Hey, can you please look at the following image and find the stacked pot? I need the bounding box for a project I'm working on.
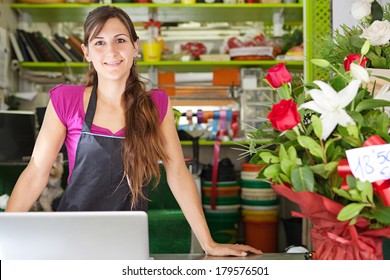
[240,163,279,253]
[201,158,241,244]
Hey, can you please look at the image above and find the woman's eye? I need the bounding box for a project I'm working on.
[94,40,105,46]
[117,38,126,43]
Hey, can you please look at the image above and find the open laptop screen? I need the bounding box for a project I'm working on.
[0,211,149,260]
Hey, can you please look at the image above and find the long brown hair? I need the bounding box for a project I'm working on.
[82,6,169,208]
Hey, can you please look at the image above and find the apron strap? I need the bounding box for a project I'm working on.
[82,81,98,133]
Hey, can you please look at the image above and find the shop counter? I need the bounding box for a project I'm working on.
[151,253,306,260]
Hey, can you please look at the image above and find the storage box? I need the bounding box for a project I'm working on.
[212,68,240,86]
[158,72,176,96]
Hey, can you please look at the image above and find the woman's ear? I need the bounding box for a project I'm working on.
[133,39,139,58]
[81,44,90,62]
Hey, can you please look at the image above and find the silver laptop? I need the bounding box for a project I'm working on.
[0,211,149,260]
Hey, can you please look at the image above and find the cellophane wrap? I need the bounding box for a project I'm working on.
[272,184,390,260]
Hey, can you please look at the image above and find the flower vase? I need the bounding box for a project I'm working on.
[368,68,390,95]
[272,184,390,260]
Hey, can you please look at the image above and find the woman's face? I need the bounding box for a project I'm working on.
[82,17,139,82]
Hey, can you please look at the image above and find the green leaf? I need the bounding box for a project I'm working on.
[297,135,324,159]
[278,144,288,162]
[337,203,367,221]
[355,99,390,112]
[287,145,298,162]
[349,189,363,202]
[279,173,291,184]
[310,161,338,179]
[263,164,282,179]
[346,123,359,139]
[259,152,280,164]
[371,0,384,22]
[311,115,322,139]
[330,75,348,92]
[376,112,390,135]
[356,180,373,204]
[342,136,363,148]
[291,166,315,192]
[333,187,353,201]
[280,158,293,176]
[366,52,388,68]
[372,207,390,225]
[349,34,365,49]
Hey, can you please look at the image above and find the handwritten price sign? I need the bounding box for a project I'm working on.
[346,144,390,183]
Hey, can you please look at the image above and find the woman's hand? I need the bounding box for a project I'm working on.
[204,242,262,257]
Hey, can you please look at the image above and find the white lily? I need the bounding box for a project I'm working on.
[300,80,361,140]
[374,83,390,117]
[350,63,370,84]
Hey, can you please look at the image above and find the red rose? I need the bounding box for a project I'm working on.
[343,54,369,71]
[265,63,292,88]
[267,99,300,131]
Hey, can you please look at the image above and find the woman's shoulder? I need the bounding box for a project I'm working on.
[49,84,86,97]
[49,84,86,124]
[149,89,169,123]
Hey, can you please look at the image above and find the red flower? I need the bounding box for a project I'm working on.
[267,99,300,131]
[265,63,292,88]
[343,54,369,71]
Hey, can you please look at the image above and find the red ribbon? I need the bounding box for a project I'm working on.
[211,140,221,210]
[337,135,390,206]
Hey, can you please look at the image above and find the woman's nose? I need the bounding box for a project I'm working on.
[106,42,119,54]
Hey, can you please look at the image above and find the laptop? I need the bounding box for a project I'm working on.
[0,211,150,260]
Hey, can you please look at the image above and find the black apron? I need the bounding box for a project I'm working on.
[57,83,148,211]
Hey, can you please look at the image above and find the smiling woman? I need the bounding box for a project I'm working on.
[5,5,262,258]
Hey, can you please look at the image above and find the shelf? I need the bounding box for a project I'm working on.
[10,3,303,23]
[18,60,303,72]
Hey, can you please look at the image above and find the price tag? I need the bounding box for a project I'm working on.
[346,144,390,182]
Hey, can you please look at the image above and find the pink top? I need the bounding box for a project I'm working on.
[49,84,168,181]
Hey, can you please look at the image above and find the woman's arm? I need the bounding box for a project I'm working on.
[160,99,262,257]
[6,101,66,212]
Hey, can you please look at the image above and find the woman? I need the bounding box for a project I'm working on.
[6,5,261,257]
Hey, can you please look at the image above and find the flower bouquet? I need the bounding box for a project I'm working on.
[243,40,390,259]
[318,0,390,69]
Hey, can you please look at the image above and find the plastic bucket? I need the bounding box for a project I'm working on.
[205,211,240,244]
[241,187,277,201]
[241,163,265,172]
[203,181,239,187]
[243,217,278,253]
[202,186,240,198]
[241,179,271,189]
[242,209,279,221]
[142,42,162,62]
[202,195,241,206]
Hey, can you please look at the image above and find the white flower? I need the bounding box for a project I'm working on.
[300,80,361,140]
[350,63,370,84]
[360,20,390,46]
[0,194,9,210]
[350,0,372,21]
[375,83,390,117]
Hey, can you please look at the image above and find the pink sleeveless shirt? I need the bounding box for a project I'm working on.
[49,84,168,182]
